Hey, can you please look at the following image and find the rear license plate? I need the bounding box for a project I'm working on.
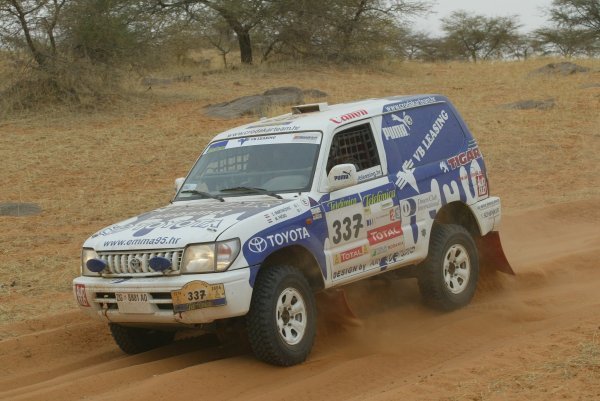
[115,292,154,314]
[171,281,227,313]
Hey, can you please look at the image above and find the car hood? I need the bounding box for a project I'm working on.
[85,199,293,251]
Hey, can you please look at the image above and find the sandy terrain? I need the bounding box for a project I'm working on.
[1,59,599,400]
[1,199,598,401]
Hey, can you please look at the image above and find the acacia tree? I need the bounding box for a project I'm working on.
[156,0,430,64]
[549,0,600,33]
[157,0,272,64]
[0,0,66,69]
[441,11,522,61]
[534,26,598,56]
[260,0,430,62]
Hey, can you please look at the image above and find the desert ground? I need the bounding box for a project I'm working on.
[0,59,599,400]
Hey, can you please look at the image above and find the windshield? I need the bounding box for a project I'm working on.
[176,132,321,200]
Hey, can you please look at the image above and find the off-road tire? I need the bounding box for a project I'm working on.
[418,223,479,311]
[246,265,317,366]
[109,323,175,354]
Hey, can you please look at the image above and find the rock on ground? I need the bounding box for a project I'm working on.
[0,202,42,216]
[529,62,590,76]
[501,98,556,110]
[204,86,328,119]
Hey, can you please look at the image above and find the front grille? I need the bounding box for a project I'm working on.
[97,249,184,277]
[94,292,174,311]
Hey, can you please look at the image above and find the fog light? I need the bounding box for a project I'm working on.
[86,258,107,273]
[149,256,172,272]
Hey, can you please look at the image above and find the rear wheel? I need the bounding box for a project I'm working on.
[418,224,479,311]
[246,265,317,366]
[109,323,175,354]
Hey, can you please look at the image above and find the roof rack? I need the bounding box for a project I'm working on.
[291,103,329,115]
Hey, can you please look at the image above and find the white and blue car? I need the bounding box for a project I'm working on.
[73,95,512,366]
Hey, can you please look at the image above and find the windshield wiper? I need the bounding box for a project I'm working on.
[220,186,283,199]
[180,190,225,202]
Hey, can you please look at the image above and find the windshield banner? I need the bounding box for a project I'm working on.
[205,132,321,154]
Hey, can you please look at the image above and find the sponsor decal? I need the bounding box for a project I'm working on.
[482,207,500,219]
[264,205,293,224]
[476,198,500,211]
[382,111,413,140]
[399,193,440,219]
[103,236,182,247]
[395,109,449,193]
[225,126,302,138]
[293,133,320,142]
[380,246,416,265]
[248,227,311,253]
[333,264,366,280]
[476,172,488,196]
[362,189,396,207]
[446,146,482,170]
[334,172,351,181]
[417,193,440,212]
[92,201,290,239]
[383,96,438,113]
[206,140,228,152]
[357,165,382,182]
[330,109,368,124]
[400,198,417,217]
[311,206,323,220]
[238,135,276,146]
[323,194,360,212]
[389,206,401,221]
[476,198,500,219]
[367,221,403,245]
[75,284,90,307]
[334,245,368,265]
[370,240,404,257]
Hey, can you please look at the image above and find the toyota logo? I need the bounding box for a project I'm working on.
[129,257,142,271]
[248,237,268,253]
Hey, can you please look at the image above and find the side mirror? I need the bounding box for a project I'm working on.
[327,164,358,191]
[174,177,185,194]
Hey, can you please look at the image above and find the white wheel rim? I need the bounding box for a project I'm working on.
[276,287,307,346]
[443,244,471,294]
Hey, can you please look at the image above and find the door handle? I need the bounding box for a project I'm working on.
[381,200,394,209]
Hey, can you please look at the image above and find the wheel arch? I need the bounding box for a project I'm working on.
[433,201,481,239]
[259,245,325,292]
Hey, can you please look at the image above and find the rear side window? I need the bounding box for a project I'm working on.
[326,123,380,174]
[380,103,466,173]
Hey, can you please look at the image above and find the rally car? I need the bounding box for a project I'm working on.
[73,95,512,366]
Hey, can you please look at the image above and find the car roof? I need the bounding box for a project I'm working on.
[213,94,448,141]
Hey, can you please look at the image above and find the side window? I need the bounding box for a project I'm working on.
[326,123,381,174]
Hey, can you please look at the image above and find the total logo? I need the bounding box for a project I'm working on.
[334,245,368,264]
[248,227,311,253]
[367,221,403,245]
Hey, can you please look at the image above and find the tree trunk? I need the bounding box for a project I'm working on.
[236,29,253,64]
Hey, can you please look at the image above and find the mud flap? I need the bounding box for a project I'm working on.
[476,231,515,275]
[316,288,362,326]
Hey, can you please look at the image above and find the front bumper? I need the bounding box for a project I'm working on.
[72,268,252,327]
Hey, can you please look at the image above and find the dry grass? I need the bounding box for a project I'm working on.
[445,324,600,400]
[1,57,599,325]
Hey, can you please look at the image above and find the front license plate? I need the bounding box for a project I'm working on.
[115,292,154,314]
[171,281,227,313]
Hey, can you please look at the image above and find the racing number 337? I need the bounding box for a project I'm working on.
[171,281,227,313]
[332,214,363,244]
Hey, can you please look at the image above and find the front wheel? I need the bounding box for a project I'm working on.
[246,265,317,366]
[109,323,175,354]
[418,224,479,311]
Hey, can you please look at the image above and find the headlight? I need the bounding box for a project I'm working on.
[181,239,240,273]
[81,248,100,276]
